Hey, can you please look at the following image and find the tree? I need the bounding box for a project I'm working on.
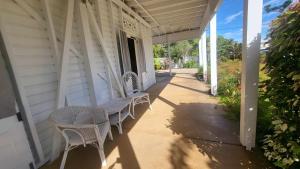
[153,44,166,58]
[170,40,192,65]
[265,0,292,13]
[217,36,242,61]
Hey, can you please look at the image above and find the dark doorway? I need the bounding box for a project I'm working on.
[127,38,138,75]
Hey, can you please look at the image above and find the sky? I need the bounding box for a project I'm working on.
[215,0,286,42]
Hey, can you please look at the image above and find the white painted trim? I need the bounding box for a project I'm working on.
[153,29,200,44]
[240,0,263,150]
[198,39,203,67]
[199,0,223,35]
[210,14,217,96]
[106,0,119,98]
[112,0,151,28]
[86,3,125,98]
[95,0,104,35]
[0,16,45,164]
[201,32,208,82]
[14,0,86,68]
[57,0,74,108]
[78,2,99,106]
[41,0,60,67]
[41,0,61,103]
[131,0,160,26]
[14,0,45,24]
[50,0,75,162]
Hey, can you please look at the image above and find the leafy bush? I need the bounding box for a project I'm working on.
[183,60,198,68]
[154,58,161,70]
[217,60,241,120]
[197,66,203,75]
[261,4,300,169]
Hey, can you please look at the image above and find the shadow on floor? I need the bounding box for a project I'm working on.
[41,75,173,169]
[42,72,272,169]
[157,93,272,168]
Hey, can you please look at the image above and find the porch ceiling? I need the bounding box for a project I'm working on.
[123,0,222,43]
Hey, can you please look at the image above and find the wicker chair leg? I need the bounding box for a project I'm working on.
[147,96,152,110]
[97,146,107,167]
[132,102,136,116]
[117,122,123,134]
[60,147,69,169]
[108,128,113,140]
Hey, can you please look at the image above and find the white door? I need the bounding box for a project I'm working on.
[0,46,35,169]
[0,116,34,169]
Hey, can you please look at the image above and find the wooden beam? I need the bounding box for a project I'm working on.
[146,0,202,11]
[153,29,200,44]
[14,0,86,65]
[112,0,151,27]
[199,0,223,34]
[106,0,119,98]
[78,2,98,106]
[57,0,74,108]
[148,2,206,13]
[131,0,160,26]
[14,0,45,23]
[148,5,206,17]
[86,3,125,98]
[157,15,202,23]
[198,38,202,67]
[201,32,208,82]
[160,18,202,27]
[154,10,203,20]
[50,0,74,162]
[95,0,104,34]
[210,14,217,96]
[41,0,60,88]
[240,0,263,150]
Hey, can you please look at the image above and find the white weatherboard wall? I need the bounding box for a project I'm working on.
[140,24,156,89]
[0,0,156,165]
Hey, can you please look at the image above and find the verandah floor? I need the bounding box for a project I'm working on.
[41,69,271,169]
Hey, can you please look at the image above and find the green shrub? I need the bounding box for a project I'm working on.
[197,66,203,75]
[183,60,198,68]
[154,58,161,70]
[261,4,300,169]
[218,68,241,120]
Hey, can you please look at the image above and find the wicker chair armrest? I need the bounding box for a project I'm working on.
[61,128,86,146]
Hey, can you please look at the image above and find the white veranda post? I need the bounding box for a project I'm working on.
[201,31,207,82]
[240,0,263,150]
[167,37,172,76]
[198,39,203,67]
[210,14,217,96]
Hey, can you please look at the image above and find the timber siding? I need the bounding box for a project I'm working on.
[0,0,155,165]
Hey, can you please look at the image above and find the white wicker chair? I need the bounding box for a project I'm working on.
[50,106,113,169]
[122,71,152,116]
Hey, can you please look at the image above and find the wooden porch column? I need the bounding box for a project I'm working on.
[210,14,217,95]
[167,36,172,76]
[78,2,98,106]
[240,0,263,150]
[198,39,203,67]
[201,31,207,82]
